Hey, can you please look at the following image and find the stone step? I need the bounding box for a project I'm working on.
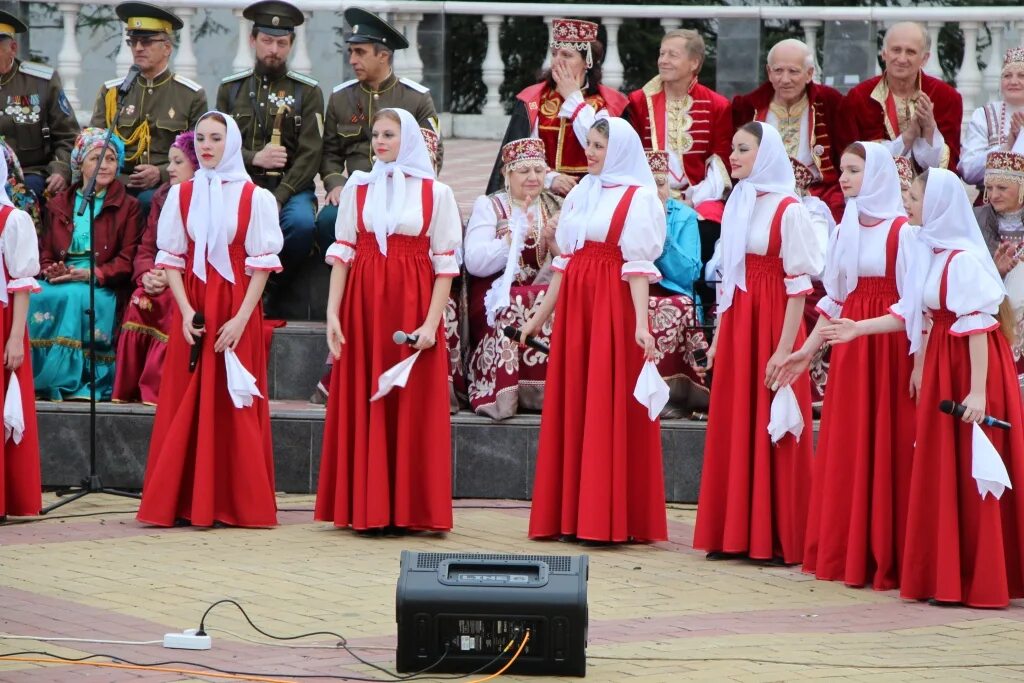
[266,320,329,401]
[36,400,707,503]
[263,252,331,322]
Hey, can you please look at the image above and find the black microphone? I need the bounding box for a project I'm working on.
[189,312,205,372]
[393,330,419,346]
[938,400,1011,430]
[502,326,549,355]
[118,64,142,98]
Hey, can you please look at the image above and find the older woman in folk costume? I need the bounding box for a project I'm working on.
[647,149,710,414]
[780,142,917,589]
[486,18,627,197]
[0,150,41,521]
[959,48,1024,192]
[315,108,462,534]
[825,168,1024,608]
[521,117,668,544]
[31,129,142,401]
[976,148,1024,379]
[693,122,825,564]
[465,138,562,419]
[113,131,197,404]
[137,111,283,528]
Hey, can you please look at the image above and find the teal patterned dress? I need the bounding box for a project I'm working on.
[29,191,118,400]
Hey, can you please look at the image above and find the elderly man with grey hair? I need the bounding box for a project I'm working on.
[732,37,852,221]
[844,21,962,172]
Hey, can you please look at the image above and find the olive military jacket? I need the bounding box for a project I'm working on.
[90,69,207,185]
[320,72,440,191]
[0,59,80,181]
[216,68,324,206]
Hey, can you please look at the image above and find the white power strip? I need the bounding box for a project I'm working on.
[163,628,212,650]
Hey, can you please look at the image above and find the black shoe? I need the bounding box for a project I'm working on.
[928,598,963,608]
[173,518,192,527]
[578,539,615,548]
[356,527,385,537]
[383,525,409,537]
[705,551,746,561]
[557,534,577,544]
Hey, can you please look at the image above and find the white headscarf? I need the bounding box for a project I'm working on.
[347,108,435,256]
[189,111,251,283]
[557,117,655,255]
[826,141,906,301]
[902,168,1006,353]
[718,123,798,313]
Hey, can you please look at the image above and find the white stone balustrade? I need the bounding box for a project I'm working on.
[42,1,1024,129]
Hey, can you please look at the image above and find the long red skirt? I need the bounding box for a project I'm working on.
[112,287,173,405]
[136,255,277,528]
[528,243,667,542]
[0,301,40,517]
[900,313,1024,607]
[693,256,813,563]
[315,234,453,531]
[803,279,915,589]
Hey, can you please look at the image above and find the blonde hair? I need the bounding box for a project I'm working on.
[662,29,705,67]
[372,109,402,127]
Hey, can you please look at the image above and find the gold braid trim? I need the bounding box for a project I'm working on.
[105,87,150,163]
[121,321,169,344]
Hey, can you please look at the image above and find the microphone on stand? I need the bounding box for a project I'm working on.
[189,312,205,373]
[393,330,419,346]
[117,64,142,99]
[502,326,549,355]
[938,400,1011,430]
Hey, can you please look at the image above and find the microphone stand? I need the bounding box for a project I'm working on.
[43,77,141,513]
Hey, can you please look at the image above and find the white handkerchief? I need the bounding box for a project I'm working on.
[371,350,423,402]
[633,360,669,421]
[767,385,804,444]
[4,373,23,444]
[972,423,1012,500]
[224,348,263,409]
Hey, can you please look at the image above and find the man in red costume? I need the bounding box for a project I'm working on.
[732,38,852,221]
[845,21,962,172]
[485,18,627,196]
[621,30,732,210]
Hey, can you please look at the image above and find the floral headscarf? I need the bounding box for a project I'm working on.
[0,140,40,232]
[71,127,125,185]
[171,130,199,171]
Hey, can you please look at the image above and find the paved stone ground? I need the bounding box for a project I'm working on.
[2,494,1024,682]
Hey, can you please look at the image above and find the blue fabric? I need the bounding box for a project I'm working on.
[656,198,703,300]
[315,202,339,256]
[279,189,317,271]
[29,191,117,400]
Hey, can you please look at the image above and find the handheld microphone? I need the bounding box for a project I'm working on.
[938,400,1011,430]
[188,312,205,373]
[502,326,550,355]
[118,64,142,98]
[393,330,419,346]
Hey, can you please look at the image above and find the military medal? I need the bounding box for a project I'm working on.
[813,144,825,157]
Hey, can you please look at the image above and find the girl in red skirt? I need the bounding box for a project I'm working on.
[521,117,668,544]
[315,108,462,534]
[137,111,283,528]
[693,122,824,564]
[0,149,41,521]
[780,142,916,589]
[825,167,1024,608]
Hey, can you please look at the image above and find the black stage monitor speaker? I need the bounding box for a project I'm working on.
[396,551,588,677]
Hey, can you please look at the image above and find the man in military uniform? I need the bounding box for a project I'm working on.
[0,11,80,202]
[90,2,207,215]
[218,0,323,273]
[315,7,441,253]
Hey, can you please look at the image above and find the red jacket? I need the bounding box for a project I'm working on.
[624,77,732,188]
[40,179,143,288]
[843,72,962,171]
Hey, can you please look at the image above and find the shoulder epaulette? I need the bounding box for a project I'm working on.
[287,70,318,88]
[333,79,358,94]
[399,77,429,94]
[173,74,203,92]
[104,76,125,90]
[19,61,54,81]
[221,68,253,84]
